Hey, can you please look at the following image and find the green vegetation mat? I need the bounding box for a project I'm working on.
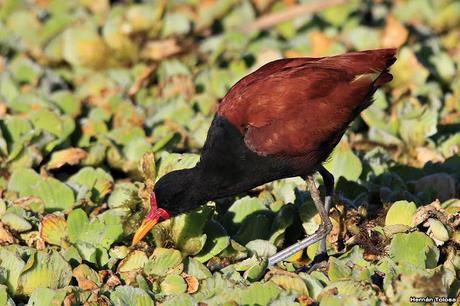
[0,0,459,305]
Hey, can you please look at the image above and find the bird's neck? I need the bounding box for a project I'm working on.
[153,166,220,216]
[178,164,241,204]
[155,160,254,216]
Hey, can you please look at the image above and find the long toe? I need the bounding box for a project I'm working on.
[307,259,329,273]
[307,253,330,273]
[295,252,330,273]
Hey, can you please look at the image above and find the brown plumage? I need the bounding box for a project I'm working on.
[133,49,397,265]
[218,49,396,156]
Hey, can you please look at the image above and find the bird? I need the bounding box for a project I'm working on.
[132,48,397,266]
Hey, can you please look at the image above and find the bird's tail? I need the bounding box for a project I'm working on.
[327,48,396,74]
[319,48,397,87]
[342,49,397,115]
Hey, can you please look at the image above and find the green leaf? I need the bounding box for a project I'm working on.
[40,214,67,246]
[430,52,456,82]
[50,90,81,117]
[118,250,148,273]
[144,248,183,277]
[162,12,191,37]
[345,26,380,50]
[320,279,379,305]
[233,213,273,245]
[320,295,369,306]
[169,206,213,255]
[320,0,358,26]
[123,138,152,162]
[268,273,309,295]
[223,196,267,234]
[245,239,277,258]
[27,287,67,306]
[102,8,138,62]
[385,200,417,226]
[1,213,32,232]
[156,152,200,179]
[72,263,101,287]
[8,168,74,212]
[238,281,281,305]
[29,108,64,138]
[63,25,110,69]
[323,136,362,181]
[432,2,460,31]
[243,257,268,282]
[60,246,82,267]
[0,248,25,295]
[398,102,437,147]
[5,10,41,47]
[74,243,98,265]
[0,73,19,103]
[194,0,234,30]
[108,182,138,209]
[427,218,449,244]
[67,209,88,244]
[194,219,230,262]
[299,272,324,300]
[338,246,369,268]
[17,250,72,296]
[126,4,159,32]
[2,116,34,160]
[269,203,296,247]
[110,286,154,306]
[9,57,42,84]
[389,232,440,269]
[328,257,352,281]
[183,257,212,280]
[0,285,15,306]
[67,209,123,254]
[390,47,429,90]
[67,167,113,203]
[163,293,196,306]
[193,273,240,303]
[160,274,187,294]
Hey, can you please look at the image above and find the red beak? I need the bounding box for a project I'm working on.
[131,192,170,245]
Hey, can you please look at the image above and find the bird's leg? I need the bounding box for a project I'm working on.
[316,165,334,259]
[268,175,333,266]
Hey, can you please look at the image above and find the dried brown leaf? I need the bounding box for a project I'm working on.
[128,64,158,97]
[182,272,199,293]
[309,31,333,57]
[47,148,88,170]
[141,39,182,61]
[412,200,448,227]
[0,103,6,118]
[414,147,445,167]
[73,265,100,291]
[381,15,408,48]
[105,273,121,288]
[0,223,14,244]
[78,279,99,291]
[64,293,76,306]
[297,295,315,306]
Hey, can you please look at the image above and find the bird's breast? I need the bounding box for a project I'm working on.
[197,116,319,199]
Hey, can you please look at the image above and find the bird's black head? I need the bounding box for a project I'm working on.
[132,167,205,245]
[153,168,206,217]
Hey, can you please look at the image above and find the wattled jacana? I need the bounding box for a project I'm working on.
[132,48,397,265]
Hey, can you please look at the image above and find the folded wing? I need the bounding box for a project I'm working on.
[217,49,396,156]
